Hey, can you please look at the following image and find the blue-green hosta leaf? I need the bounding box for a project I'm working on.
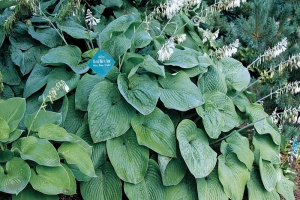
[9,22,34,50]
[246,103,281,145]
[182,54,213,77]
[0,52,21,85]
[141,55,165,77]
[196,102,223,139]
[0,158,31,195]
[28,26,63,48]
[166,173,198,200]
[158,151,187,186]
[177,119,217,178]
[63,94,85,134]
[38,124,74,142]
[253,132,281,164]
[30,165,74,195]
[0,26,4,47]
[102,33,131,61]
[75,74,102,111]
[124,159,166,200]
[0,97,25,132]
[2,85,14,99]
[57,19,98,40]
[10,45,42,75]
[68,132,92,156]
[198,65,227,94]
[24,110,62,132]
[12,136,60,166]
[164,48,200,68]
[23,64,53,98]
[220,58,250,91]
[218,153,250,200]
[38,68,80,102]
[1,129,23,143]
[118,73,160,115]
[227,91,250,112]
[107,129,149,184]
[125,22,152,49]
[159,72,204,111]
[80,162,122,200]
[196,168,228,200]
[88,81,135,142]
[102,0,123,7]
[12,185,59,200]
[247,168,280,200]
[220,131,254,170]
[0,117,10,142]
[0,150,14,163]
[259,158,278,192]
[122,53,144,75]
[131,107,176,157]
[100,15,135,41]
[91,142,107,169]
[58,142,96,178]
[276,170,295,200]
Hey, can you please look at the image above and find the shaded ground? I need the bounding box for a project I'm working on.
[294,164,300,199]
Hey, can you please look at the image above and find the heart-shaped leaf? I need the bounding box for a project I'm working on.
[196,168,228,200]
[0,97,26,132]
[12,184,59,200]
[102,33,131,61]
[253,134,280,164]
[38,124,74,142]
[259,158,278,192]
[124,159,166,200]
[30,165,74,195]
[80,162,122,200]
[28,26,63,48]
[12,136,60,166]
[0,157,31,195]
[131,107,176,157]
[88,81,135,142]
[177,119,217,178]
[58,142,96,178]
[218,153,250,200]
[2,129,23,143]
[164,48,201,68]
[159,72,204,111]
[276,169,295,200]
[107,128,149,184]
[118,73,160,115]
[141,55,165,77]
[0,52,21,85]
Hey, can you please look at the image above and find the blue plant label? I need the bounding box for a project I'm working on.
[88,49,115,78]
[292,139,299,156]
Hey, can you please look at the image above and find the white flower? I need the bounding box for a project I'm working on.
[216,39,239,58]
[225,0,246,10]
[85,9,100,29]
[189,0,202,6]
[297,117,300,124]
[264,37,287,60]
[176,34,186,43]
[157,38,175,62]
[202,29,219,43]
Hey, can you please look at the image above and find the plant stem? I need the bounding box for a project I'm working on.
[27,103,44,136]
[0,142,4,151]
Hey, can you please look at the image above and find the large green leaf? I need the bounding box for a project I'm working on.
[159,72,204,111]
[177,119,217,178]
[164,48,201,68]
[91,142,107,169]
[158,150,187,186]
[28,26,63,48]
[0,52,21,85]
[102,0,123,7]
[0,97,25,132]
[118,73,160,115]
[100,15,135,41]
[38,68,80,102]
[166,173,198,200]
[131,107,176,157]
[107,128,149,184]
[75,74,102,111]
[58,142,96,177]
[0,158,31,195]
[68,132,93,156]
[23,64,53,98]
[227,91,250,112]
[2,129,23,143]
[0,1,18,11]
[80,162,122,200]
[12,136,60,166]
[30,165,74,195]
[0,117,10,142]
[218,153,250,200]
[259,158,278,192]
[253,134,280,164]
[0,26,4,47]
[141,55,165,77]
[88,81,135,142]
[12,185,58,200]
[9,22,34,50]
[247,168,280,200]
[38,124,74,142]
[124,159,166,200]
[246,103,281,145]
[220,58,250,91]
[41,45,88,74]
[196,168,228,200]
[220,131,254,170]
[276,170,295,200]
[24,110,62,132]
[198,65,227,94]
[57,19,98,40]
[102,33,131,61]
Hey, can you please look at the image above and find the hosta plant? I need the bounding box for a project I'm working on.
[0,0,296,199]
